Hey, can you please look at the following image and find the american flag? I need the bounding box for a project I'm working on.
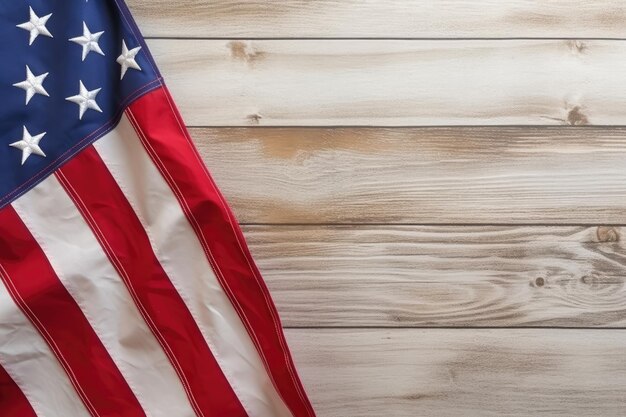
[0,1,315,416]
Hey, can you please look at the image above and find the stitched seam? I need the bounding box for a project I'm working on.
[128,106,298,416]
[0,338,49,417]
[55,170,205,417]
[134,96,293,402]
[161,89,314,417]
[14,182,149,416]
[124,110,253,417]
[0,263,100,417]
[0,78,163,209]
[161,89,308,403]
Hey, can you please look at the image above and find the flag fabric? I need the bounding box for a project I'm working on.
[0,1,315,416]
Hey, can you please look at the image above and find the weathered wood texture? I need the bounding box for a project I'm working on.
[286,328,626,417]
[149,39,626,126]
[245,225,626,328]
[130,0,626,39]
[192,127,626,224]
[131,3,626,415]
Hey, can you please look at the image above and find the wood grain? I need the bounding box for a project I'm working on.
[191,127,626,224]
[129,0,626,39]
[286,328,626,417]
[149,39,626,126]
[129,4,626,415]
[245,225,626,328]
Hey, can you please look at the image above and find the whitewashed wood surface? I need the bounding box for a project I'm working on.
[129,0,626,38]
[148,39,626,126]
[192,127,626,224]
[286,329,626,417]
[131,2,626,416]
[245,225,626,328]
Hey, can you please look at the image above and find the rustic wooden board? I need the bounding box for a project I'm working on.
[191,127,626,224]
[246,225,626,328]
[286,328,626,417]
[130,0,626,39]
[148,39,626,126]
[130,4,626,415]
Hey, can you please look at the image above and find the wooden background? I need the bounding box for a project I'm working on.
[128,2,626,416]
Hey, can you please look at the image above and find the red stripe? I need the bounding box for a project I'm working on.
[127,86,315,417]
[0,364,37,417]
[0,206,146,417]
[56,147,247,417]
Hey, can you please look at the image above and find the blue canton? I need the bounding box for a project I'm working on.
[0,0,161,208]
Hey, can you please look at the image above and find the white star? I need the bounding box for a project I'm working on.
[13,65,49,105]
[10,127,47,165]
[116,41,142,79]
[69,22,105,61]
[17,7,53,46]
[66,81,103,120]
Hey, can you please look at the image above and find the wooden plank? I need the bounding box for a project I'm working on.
[245,225,626,328]
[149,39,626,126]
[286,328,626,416]
[130,0,626,39]
[191,127,626,224]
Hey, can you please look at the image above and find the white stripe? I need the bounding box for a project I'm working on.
[94,114,292,417]
[12,176,196,417]
[0,261,91,417]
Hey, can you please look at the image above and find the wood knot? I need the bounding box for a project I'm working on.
[566,40,587,54]
[581,275,593,285]
[227,41,264,64]
[534,277,545,287]
[403,393,427,401]
[597,226,620,242]
[246,113,263,125]
[567,106,589,126]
